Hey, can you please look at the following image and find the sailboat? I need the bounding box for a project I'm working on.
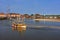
[12,15,27,31]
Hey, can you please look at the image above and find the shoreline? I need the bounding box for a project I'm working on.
[34,19,60,22]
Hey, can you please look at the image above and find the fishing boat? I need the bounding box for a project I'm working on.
[11,15,27,31]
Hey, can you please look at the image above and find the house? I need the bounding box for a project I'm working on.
[35,14,44,19]
[6,13,21,18]
[24,14,30,18]
[0,13,6,18]
[45,15,60,19]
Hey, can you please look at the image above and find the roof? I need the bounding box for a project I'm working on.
[0,13,5,15]
[6,13,20,15]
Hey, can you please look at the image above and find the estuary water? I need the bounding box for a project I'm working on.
[0,20,60,40]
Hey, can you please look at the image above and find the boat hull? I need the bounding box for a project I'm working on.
[12,23,27,31]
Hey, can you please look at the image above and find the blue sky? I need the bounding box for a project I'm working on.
[0,0,60,15]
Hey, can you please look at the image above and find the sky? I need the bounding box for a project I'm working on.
[0,0,60,15]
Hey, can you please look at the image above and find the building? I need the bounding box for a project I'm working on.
[24,14,30,18]
[45,15,60,19]
[34,14,44,19]
[6,13,21,18]
[0,13,6,18]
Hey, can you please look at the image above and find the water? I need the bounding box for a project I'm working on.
[0,20,60,40]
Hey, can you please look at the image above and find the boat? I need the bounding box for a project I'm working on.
[12,22,26,30]
[11,15,27,31]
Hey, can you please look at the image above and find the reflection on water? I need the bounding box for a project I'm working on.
[0,20,60,40]
[35,20,40,22]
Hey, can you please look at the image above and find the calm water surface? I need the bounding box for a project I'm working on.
[0,20,60,40]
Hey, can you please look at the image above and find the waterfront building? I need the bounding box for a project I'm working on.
[6,13,21,18]
[45,15,60,19]
[35,14,41,19]
[24,14,30,18]
[0,13,6,18]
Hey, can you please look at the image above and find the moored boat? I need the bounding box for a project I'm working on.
[11,15,27,31]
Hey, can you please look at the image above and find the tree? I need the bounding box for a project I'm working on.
[31,14,34,16]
